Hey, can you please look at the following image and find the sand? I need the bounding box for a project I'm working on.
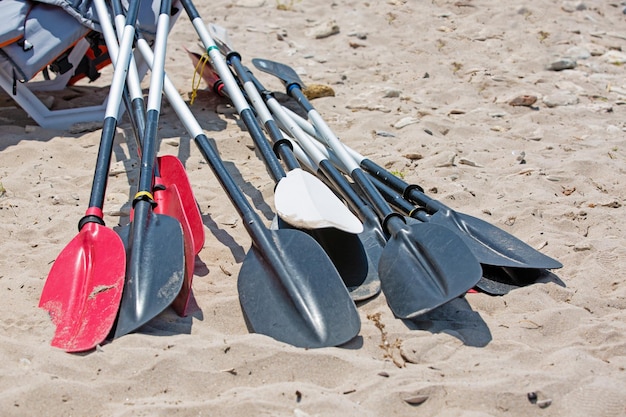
[1,0,626,415]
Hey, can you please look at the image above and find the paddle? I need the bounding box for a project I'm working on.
[193,30,378,301]
[252,59,482,318]
[37,0,143,352]
[134,15,361,347]
[282,106,563,270]
[113,0,185,338]
[365,171,544,295]
[105,0,202,316]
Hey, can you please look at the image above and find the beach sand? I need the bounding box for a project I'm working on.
[1,0,626,415]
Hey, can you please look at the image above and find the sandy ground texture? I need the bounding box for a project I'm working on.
[1,0,626,415]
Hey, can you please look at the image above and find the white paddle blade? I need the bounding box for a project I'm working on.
[275,169,363,234]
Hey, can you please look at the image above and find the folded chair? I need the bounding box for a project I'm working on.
[0,0,181,130]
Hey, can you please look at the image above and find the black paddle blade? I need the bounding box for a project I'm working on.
[114,202,185,338]
[251,58,304,88]
[474,264,542,295]
[379,222,482,319]
[429,209,562,269]
[237,228,360,348]
[273,216,380,301]
[304,227,380,302]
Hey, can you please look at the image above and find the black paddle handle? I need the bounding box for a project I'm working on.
[180,0,199,19]
[368,174,429,220]
[86,116,117,212]
[359,158,445,213]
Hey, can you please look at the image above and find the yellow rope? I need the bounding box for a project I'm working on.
[190,52,211,105]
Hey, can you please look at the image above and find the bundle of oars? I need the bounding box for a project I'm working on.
[38,0,562,353]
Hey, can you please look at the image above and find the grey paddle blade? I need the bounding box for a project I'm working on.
[272,216,380,301]
[428,209,562,269]
[114,203,185,338]
[474,265,542,295]
[379,221,482,319]
[252,58,305,88]
[349,206,387,301]
[307,227,380,301]
[237,228,360,348]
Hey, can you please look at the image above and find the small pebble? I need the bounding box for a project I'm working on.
[163,139,179,147]
[566,46,591,60]
[404,153,423,161]
[306,20,340,39]
[537,399,552,409]
[216,104,237,115]
[547,58,577,71]
[393,116,420,129]
[303,84,335,99]
[509,95,537,107]
[346,102,390,112]
[543,92,579,108]
[383,88,402,98]
[561,1,586,12]
[458,157,482,167]
[234,0,265,7]
[375,130,396,137]
[602,50,626,64]
[402,394,429,406]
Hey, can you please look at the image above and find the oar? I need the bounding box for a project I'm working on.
[37,0,143,352]
[365,171,543,295]
[113,0,186,338]
[105,0,201,316]
[134,13,361,347]
[193,29,378,301]
[254,58,483,318]
[281,106,563,270]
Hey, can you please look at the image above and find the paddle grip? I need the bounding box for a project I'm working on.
[87,117,117,210]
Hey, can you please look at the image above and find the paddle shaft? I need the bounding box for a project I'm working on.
[80,0,141,226]
[108,0,148,154]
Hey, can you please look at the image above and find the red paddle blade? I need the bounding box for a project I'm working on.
[39,223,125,352]
[153,180,196,316]
[158,155,205,255]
